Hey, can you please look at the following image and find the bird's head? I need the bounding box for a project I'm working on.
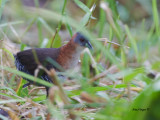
[73,32,93,50]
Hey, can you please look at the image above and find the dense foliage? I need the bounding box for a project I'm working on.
[0,0,160,120]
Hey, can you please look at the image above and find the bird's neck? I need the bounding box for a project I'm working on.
[57,41,83,70]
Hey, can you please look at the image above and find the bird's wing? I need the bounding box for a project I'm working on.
[16,48,60,75]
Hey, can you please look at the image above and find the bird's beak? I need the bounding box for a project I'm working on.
[86,41,93,50]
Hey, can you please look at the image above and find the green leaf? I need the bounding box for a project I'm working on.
[0,92,18,99]
[2,48,14,60]
[68,84,136,97]
[40,38,49,48]
[0,65,53,87]
[37,17,54,34]
[74,0,96,28]
[74,0,90,13]
[20,43,26,51]
[65,15,73,37]
[81,53,90,78]
[124,68,145,83]
[0,99,25,104]
[125,25,139,62]
[152,61,160,71]
[52,34,62,48]
[0,21,24,27]
[37,17,43,46]
[16,79,29,97]
[32,95,46,102]
[152,0,160,36]
[124,80,160,120]
[0,87,17,94]
[80,13,91,27]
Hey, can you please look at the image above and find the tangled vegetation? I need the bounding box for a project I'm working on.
[0,0,160,120]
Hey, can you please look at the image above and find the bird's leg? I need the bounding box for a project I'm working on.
[23,82,30,88]
[46,87,49,97]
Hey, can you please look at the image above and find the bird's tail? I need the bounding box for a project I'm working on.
[13,54,18,70]
[13,54,16,59]
[13,54,24,71]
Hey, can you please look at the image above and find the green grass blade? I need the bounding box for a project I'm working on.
[0,65,53,87]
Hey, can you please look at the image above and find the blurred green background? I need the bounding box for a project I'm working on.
[0,0,160,120]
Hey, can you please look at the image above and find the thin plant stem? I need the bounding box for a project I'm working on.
[51,0,67,48]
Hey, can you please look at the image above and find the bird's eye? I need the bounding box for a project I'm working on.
[80,39,85,42]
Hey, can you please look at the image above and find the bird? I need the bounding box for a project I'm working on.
[14,32,93,96]
[0,108,9,119]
